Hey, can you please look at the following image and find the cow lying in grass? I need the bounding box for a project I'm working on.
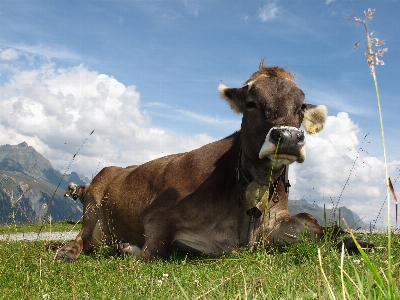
[56,61,374,262]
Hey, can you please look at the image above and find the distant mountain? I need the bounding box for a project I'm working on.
[288,199,369,230]
[0,142,87,224]
[0,142,87,189]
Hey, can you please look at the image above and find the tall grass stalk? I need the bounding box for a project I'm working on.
[343,220,391,298]
[37,129,94,236]
[260,135,282,247]
[346,8,393,292]
[340,243,346,300]
[173,274,190,300]
[341,267,367,300]
[318,248,336,300]
[366,25,393,282]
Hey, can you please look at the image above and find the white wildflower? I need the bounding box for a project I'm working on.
[364,8,375,20]
[348,9,387,70]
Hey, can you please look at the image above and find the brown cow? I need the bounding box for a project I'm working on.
[56,61,373,262]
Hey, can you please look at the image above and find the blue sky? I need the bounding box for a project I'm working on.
[1,0,399,227]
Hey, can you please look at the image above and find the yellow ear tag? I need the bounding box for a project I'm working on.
[308,125,316,134]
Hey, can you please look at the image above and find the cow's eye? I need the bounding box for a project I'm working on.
[246,101,257,109]
[301,104,307,111]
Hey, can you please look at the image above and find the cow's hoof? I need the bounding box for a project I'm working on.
[55,248,77,263]
[338,236,375,254]
[114,243,142,257]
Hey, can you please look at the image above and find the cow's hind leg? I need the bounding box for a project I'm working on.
[114,243,142,257]
[140,220,174,260]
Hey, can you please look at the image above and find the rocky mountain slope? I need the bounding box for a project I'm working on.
[0,142,86,223]
[0,142,89,187]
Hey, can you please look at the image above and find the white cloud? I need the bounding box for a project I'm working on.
[4,44,82,62]
[326,0,335,4]
[290,112,399,227]
[0,63,215,178]
[258,2,279,22]
[0,48,19,60]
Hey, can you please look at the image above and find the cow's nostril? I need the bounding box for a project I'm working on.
[270,129,282,143]
[269,127,305,147]
[297,132,305,143]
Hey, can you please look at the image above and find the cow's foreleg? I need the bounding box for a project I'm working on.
[269,212,323,246]
[55,202,101,262]
[268,212,374,253]
[55,230,84,262]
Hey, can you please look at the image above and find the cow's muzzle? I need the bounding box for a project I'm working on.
[259,126,306,165]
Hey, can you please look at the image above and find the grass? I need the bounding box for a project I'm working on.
[0,224,399,299]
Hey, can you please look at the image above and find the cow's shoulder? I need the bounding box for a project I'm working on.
[117,132,240,203]
[132,131,239,180]
[176,131,240,170]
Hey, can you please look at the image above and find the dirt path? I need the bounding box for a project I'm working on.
[1,229,398,242]
[0,231,79,241]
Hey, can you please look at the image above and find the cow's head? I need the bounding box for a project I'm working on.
[219,61,327,184]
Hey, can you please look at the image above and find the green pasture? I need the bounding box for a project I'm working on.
[0,223,398,299]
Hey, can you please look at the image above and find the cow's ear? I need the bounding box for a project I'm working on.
[218,84,247,114]
[302,104,327,134]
